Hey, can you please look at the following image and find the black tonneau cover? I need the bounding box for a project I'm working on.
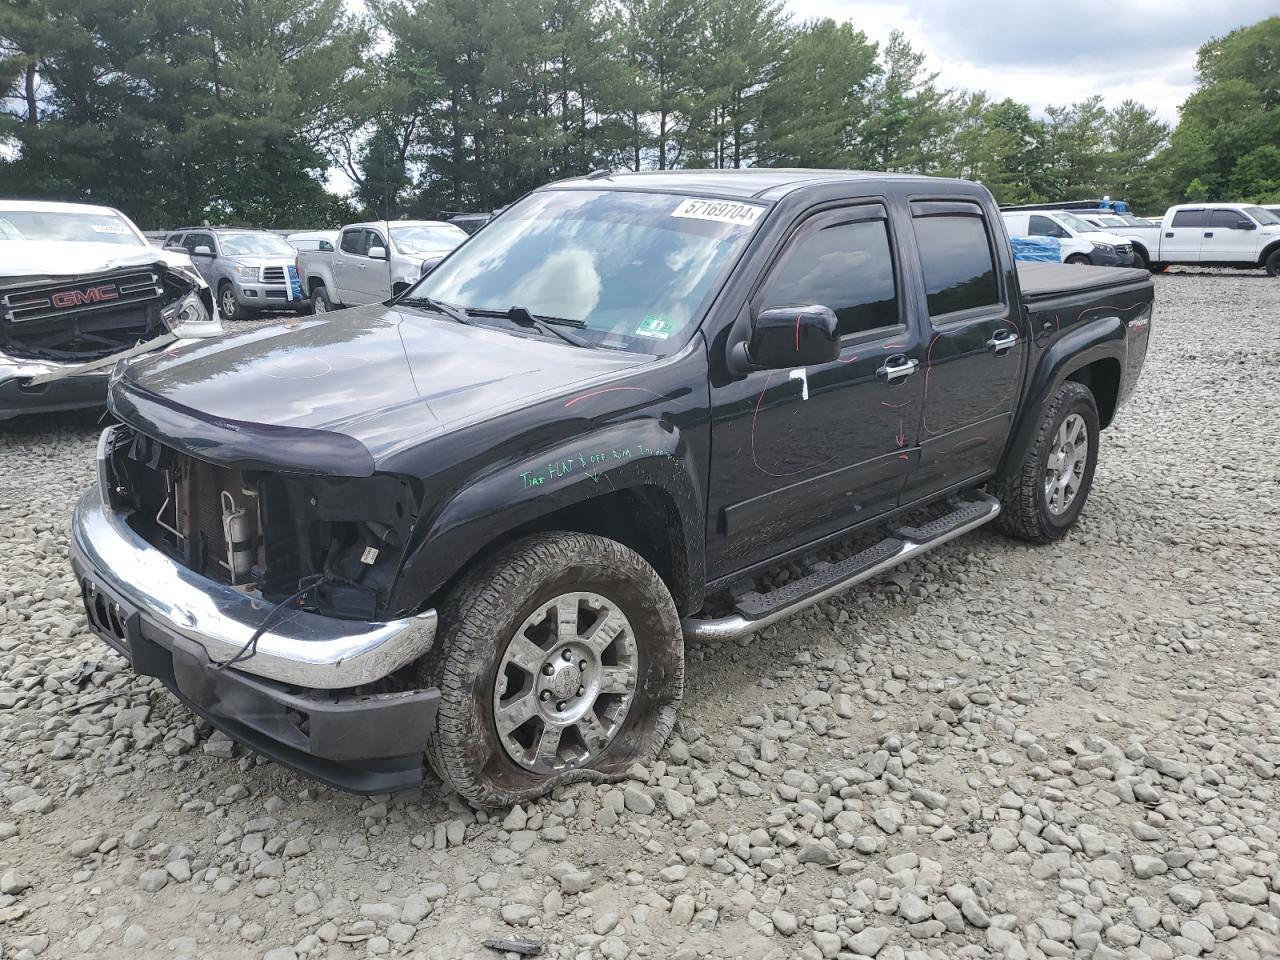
[1017,262,1152,303]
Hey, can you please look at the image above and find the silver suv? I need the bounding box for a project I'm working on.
[163,228,307,321]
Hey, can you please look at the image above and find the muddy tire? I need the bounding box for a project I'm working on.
[992,381,1100,543]
[420,532,684,808]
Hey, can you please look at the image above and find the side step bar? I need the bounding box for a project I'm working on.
[682,491,1001,642]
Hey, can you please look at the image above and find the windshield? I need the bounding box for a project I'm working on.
[408,189,764,354]
[392,223,469,255]
[0,209,144,246]
[220,232,294,257]
[1057,212,1095,233]
[1245,206,1280,225]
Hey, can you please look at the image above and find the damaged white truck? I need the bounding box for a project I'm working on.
[0,200,224,420]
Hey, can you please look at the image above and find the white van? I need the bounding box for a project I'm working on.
[1001,211,1136,267]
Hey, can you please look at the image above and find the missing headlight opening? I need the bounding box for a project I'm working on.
[106,425,419,621]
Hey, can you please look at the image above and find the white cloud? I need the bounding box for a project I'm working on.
[783,0,1274,121]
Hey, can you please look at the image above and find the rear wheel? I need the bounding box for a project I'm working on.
[421,532,684,808]
[992,381,1100,543]
[1065,254,1091,265]
[1265,249,1280,277]
[311,286,334,314]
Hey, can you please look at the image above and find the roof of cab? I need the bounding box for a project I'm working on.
[544,168,970,202]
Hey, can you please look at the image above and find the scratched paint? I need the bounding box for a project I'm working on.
[518,444,680,489]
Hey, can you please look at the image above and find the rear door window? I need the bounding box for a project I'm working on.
[1171,209,1207,228]
[911,206,1002,318]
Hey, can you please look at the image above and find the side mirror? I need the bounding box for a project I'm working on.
[193,245,213,256]
[1234,220,1256,231]
[368,245,388,260]
[420,255,444,276]
[738,304,840,371]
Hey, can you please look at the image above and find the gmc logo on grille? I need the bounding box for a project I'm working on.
[51,284,119,309]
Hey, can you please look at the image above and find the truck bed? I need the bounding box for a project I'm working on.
[1017,261,1152,303]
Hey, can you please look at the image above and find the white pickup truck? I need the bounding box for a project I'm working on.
[1126,203,1280,275]
[296,220,469,313]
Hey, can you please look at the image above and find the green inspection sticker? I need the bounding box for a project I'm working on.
[635,315,676,339]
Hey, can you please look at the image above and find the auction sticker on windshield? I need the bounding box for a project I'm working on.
[672,198,763,227]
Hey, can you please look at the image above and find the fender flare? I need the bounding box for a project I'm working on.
[390,419,704,615]
[999,316,1127,475]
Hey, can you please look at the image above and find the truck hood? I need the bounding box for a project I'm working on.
[0,241,198,285]
[113,303,649,474]
[1079,231,1130,246]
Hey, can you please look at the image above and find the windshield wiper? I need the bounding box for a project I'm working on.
[397,295,472,325]
[466,306,590,348]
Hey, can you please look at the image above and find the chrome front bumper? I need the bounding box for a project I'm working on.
[70,486,437,689]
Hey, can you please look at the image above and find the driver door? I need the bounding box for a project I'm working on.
[706,202,926,578]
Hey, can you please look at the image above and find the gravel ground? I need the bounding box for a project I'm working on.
[0,271,1277,960]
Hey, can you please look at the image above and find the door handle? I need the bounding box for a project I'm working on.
[986,330,1019,355]
[1204,232,1213,238]
[1165,232,1174,238]
[877,356,919,382]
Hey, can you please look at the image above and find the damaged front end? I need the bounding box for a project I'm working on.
[1,259,222,419]
[69,421,441,793]
[101,423,419,623]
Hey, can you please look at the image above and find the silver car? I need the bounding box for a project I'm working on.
[164,228,307,321]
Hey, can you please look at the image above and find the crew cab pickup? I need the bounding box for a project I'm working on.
[69,170,1153,803]
[1124,203,1280,274]
[1,200,223,420]
[296,220,469,312]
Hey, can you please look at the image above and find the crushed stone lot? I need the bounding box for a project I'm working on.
[0,271,1278,960]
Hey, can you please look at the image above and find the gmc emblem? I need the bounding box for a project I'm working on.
[52,284,119,309]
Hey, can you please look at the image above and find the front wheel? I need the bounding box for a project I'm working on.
[1131,247,1150,271]
[421,532,684,808]
[1265,249,1280,278]
[218,282,248,321]
[1065,254,1091,265]
[992,381,1100,543]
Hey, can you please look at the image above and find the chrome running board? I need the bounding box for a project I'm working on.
[682,491,1001,642]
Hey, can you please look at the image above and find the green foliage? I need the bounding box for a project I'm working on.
[2,4,1275,224]
[1156,16,1280,206]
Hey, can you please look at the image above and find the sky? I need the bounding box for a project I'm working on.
[785,0,1275,122]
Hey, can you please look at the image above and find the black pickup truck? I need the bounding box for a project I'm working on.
[70,170,1153,804]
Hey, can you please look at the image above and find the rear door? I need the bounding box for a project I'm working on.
[1161,209,1206,263]
[705,201,926,576]
[333,228,368,303]
[1203,208,1256,263]
[901,200,1025,505]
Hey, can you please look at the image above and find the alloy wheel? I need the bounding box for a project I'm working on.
[492,591,638,775]
[1044,413,1088,515]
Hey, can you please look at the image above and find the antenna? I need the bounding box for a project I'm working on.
[383,119,394,301]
